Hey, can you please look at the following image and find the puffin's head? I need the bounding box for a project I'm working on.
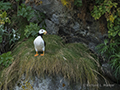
[39,29,47,35]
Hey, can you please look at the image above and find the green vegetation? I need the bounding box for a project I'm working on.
[91,0,118,20]
[0,1,36,89]
[0,51,13,68]
[74,0,82,7]
[110,52,120,79]
[0,25,20,50]
[0,0,40,53]
[61,0,120,81]
[24,23,40,38]
[9,29,20,44]
[17,3,34,21]
[0,35,100,90]
[96,39,120,59]
[0,1,11,25]
[0,1,46,80]
[90,0,120,80]
[0,11,10,25]
[0,1,11,11]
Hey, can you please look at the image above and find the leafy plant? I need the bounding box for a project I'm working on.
[96,39,120,59]
[61,0,75,8]
[74,0,82,7]
[24,23,40,38]
[0,51,13,67]
[61,0,69,6]
[0,10,11,25]
[17,4,34,21]
[91,0,117,20]
[94,0,104,5]
[0,25,20,53]
[9,29,20,44]
[0,1,11,11]
[107,17,120,38]
[110,52,120,79]
[96,39,109,55]
[91,0,119,39]
[0,25,20,44]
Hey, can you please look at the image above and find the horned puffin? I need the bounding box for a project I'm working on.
[33,29,47,56]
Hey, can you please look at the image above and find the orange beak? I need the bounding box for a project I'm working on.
[44,31,47,34]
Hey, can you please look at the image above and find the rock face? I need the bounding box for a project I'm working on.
[14,75,87,90]
[14,74,120,90]
[28,0,107,52]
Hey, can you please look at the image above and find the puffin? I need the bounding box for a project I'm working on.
[33,29,47,56]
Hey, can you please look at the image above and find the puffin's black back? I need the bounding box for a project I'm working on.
[44,41,46,47]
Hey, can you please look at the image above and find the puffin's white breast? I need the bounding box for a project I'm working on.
[33,36,44,51]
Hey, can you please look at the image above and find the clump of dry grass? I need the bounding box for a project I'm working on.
[1,35,101,90]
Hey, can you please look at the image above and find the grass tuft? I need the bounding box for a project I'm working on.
[1,35,100,89]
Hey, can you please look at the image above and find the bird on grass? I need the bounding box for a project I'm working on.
[33,29,47,56]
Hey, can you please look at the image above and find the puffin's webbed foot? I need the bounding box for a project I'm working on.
[40,51,44,56]
[40,54,44,56]
[34,52,39,57]
[34,54,39,56]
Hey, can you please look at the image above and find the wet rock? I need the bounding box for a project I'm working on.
[45,19,59,34]
[72,22,80,31]
[32,0,64,16]
[101,63,118,83]
[14,75,87,90]
[88,42,96,52]
[51,14,59,24]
